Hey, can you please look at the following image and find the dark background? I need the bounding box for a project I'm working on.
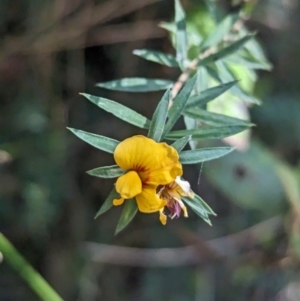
[1,0,300,300]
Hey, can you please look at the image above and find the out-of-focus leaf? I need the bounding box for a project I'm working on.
[196,67,209,92]
[81,93,150,129]
[180,147,235,164]
[200,34,255,65]
[162,74,197,137]
[148,89,170,142]
[204,141,285,214]
[242,28,270,65]
[159,21,176,33]
[226,50,272,71]
[115,199,138,234]
[166,125,250,140]
[133,49,179,67]
[183,108,252,126]
[183,116,197,149]
[171,135,191,152]
[186,80,238,108]
[87,165,125,178]
[95,188,119,218]
[68,128,119,153]
[201,13,239,49]
[175,0,187,68]
[182,195,212,225]
[204,0,221,22]
[214,61,260,104]
[96,78,173,92]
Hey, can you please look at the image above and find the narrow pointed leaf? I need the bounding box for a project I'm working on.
[226,51,272,70]
[95,187,119,218]
[214,61,260,104]
[196,67,209,92]
[148,89,170,142]
[183,108,252,126]
[162,74,197,137]
[133,49,179,67]
[204,0,221,22]
[171,135,191,152]
[180,147,235,164]
[159,21,176,33]
[96,78,173,92]
[87,165,125,178]
[182,196,212,225]
[115,199,138,234]
[186,81,238,108]
[166,125,250,140]
[200,34,255,65]
[68,128,119,153]
[201,13,239,49]
[81,93,150,129]
[183,116,197,149]
[175,0,187,68]
[193,194,216,216]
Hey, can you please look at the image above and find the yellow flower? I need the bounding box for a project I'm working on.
[157,176,194,225]
[113,135,182,214]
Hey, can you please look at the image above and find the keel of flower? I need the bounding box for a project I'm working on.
[157,176,194,224]
[113,135,182,215]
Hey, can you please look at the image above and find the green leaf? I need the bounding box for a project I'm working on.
[81,93,150,129]
[96,78,173,92]
[133,49,179,67]
[182,195,212,225]
[68,128,119,153]
[183,108,252,126]
[162,74,197,137]
[201,13,239,49]
[225,50,272,71]
[214,61,260,104]
[180,147,235,164]
[95,187,120,218]
[166,125,250,140]
[171,135,191,152]
[148,89,170,142]
[175,0,187,68]
[204,0,221,22]
[87,165,125,178]
[193,194,216,216]
[115,199,138,234]
[200,34,255,65]
[159,21,176,33]
[196,67,209,93]
[186,80,238,108]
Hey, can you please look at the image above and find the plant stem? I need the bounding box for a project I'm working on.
[0,233,64,301]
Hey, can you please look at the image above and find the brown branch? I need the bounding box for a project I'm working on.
[80,216,282,267]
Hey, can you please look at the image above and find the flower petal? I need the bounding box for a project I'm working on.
[135,185,166,213]
[115,171,142,199]
[175,177,193,196]
[159,209,167,225]
[113,197,125,206]
[114,136,182,185]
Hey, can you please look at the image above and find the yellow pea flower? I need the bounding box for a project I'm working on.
[113,135,183,214]
[157,176,194,225]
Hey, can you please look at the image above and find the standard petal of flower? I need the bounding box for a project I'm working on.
[135,185,166,213]
[115,171,142,199]
[114,136,182,183]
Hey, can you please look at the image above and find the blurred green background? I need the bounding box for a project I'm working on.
[1,0,300,300]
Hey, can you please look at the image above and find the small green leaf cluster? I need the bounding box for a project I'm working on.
[68,0,267,234]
